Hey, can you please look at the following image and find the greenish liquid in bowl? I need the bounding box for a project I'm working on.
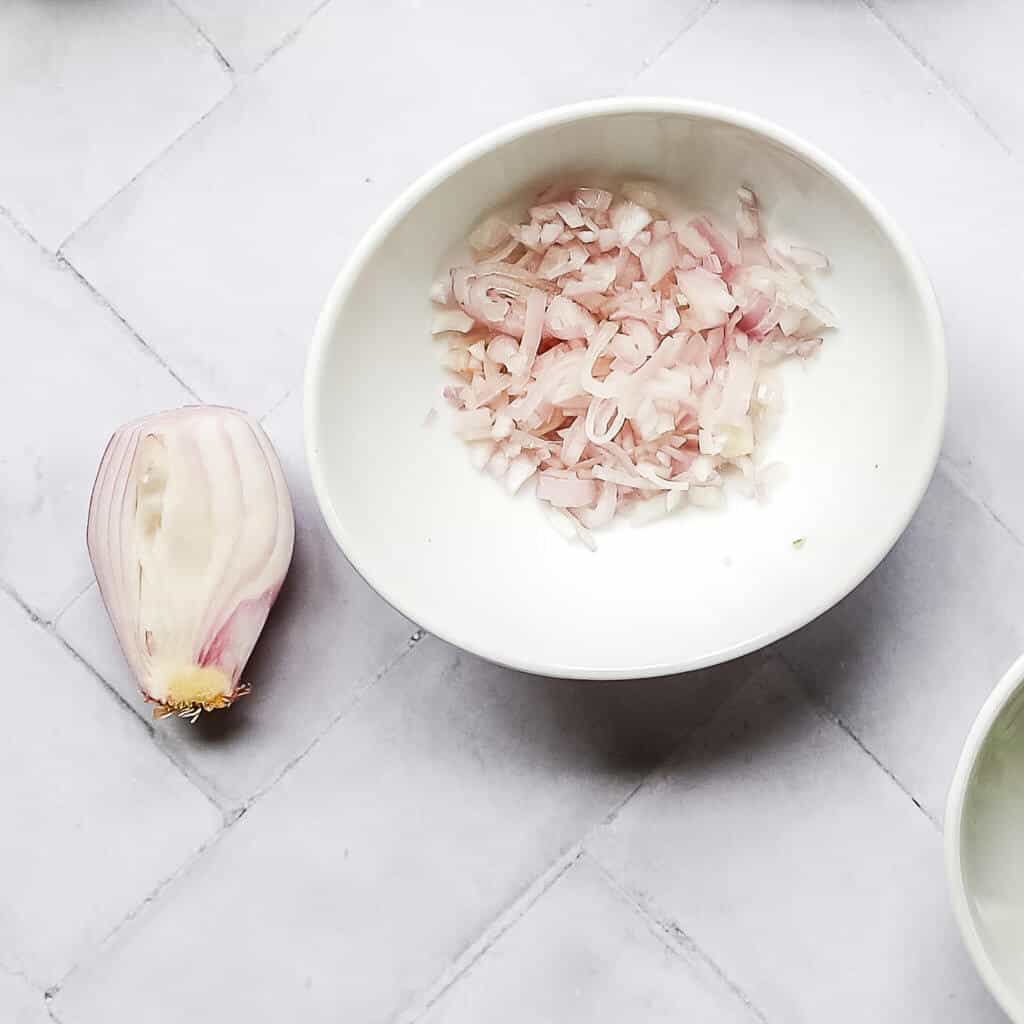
[962,686,1024,1000]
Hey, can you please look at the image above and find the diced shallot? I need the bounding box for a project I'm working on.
[469,215,508,252]
[609,200,652,245]
[535,472,599,508]
[430,181,835,545]
[453,408,492,440]
[432,309,474,334]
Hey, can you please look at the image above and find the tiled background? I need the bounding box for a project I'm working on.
[2,1,1020,1020]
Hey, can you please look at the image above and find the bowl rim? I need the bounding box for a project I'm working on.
[304,96,947,679]
[945,650,1024,1023]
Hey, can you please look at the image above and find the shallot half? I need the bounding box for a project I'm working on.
[87,406,294,720]
[430,181,835,546]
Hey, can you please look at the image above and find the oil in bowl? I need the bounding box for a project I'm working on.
[949,655,1024,1022]
[962,692,1024,1017]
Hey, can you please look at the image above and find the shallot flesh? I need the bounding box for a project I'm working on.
[431,182,835,546]
[87,406,294,720]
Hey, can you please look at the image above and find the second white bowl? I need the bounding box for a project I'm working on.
[947,652,1024,1022]
[305,99,945,678]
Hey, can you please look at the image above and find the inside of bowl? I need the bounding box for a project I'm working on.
[310,107,944,676]
[961,687,1024,1012]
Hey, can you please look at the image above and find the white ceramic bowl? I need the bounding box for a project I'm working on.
[305,98,945,679]
[947,653,1024,1022]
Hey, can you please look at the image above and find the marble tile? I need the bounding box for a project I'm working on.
[868,0,1024,155]
[0,971,47,1024]
[0,592,221,987]
[420,856,758,1024]
[588,657,1004,1023]
[0,216,191,620]
[777,469,1024,823]
[54,589,151,715]
[0,0,230,249]
[8,0,1024,1015]
[629,0,1024,543]
[62,0,710,414]
[56,390,416,808]
[173,0,323,72]
[54,636,759,1024]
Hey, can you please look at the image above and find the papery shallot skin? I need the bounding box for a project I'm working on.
[87,406,294,720]
[431,181,835,547]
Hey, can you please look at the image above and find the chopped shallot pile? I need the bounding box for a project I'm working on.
[429,181,835,548]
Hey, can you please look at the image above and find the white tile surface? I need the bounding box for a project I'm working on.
[0,971,47,1024]
[5,0,1024,1018]
[54,637,756,1024]
[588,657,1005,1023]
[0,591,221,987]
[628,0,1024,543]
[56,390,416,808]
[420,856,757,1024]
[0,0,230,249]
[868,0,1024,155]
[778,470,1024,822]
[173,0,322,71]
[62,0,710,414]
[0,215,191,620]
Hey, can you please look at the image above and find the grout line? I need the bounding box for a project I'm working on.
[0,202,204,405]
[0,588,234,1001]
[44,994,66,1024]
[52,578,98,625]
[168,0,234,74]
[1,579,51,627]
[57,87,234,255]
[820,701,940,829]
[394,848,584,1024]
[32,0,353,260]
[51,621,227,816]
[395,732,692,1024]
[860,0,1014,158]
[938,457,1024,549]
[259,384,297,425]
[393,670,772,1022]
[150,727,231,819]
[0,578,226,814]
[626,0,717,85]
[57,254,203,402]
[47,810,243,1001]
[54,633,151,728]
[0,959,46,997]
[0,200,46,250]
[46,628,427,1001]
[53,619,429,822]
[589,855,771,1024]
[70,622,425,822]
[772,645,940,829]
[251,0,338,73]
[235,628,426,814]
